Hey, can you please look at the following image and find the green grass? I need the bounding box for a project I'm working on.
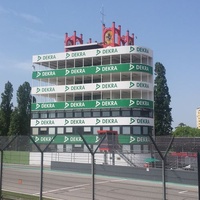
[2,190,53,200]
[3,151,29,165]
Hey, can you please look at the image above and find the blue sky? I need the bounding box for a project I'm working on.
[0,0,200,129]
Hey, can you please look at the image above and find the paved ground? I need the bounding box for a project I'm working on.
[2,165,198,200]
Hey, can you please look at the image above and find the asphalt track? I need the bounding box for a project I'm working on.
[2,165,198,200]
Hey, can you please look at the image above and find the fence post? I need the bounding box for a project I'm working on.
[0,135,17,199]
[197,152,200,200]
[148,134,174,200]
[79,134,106,200]
[29,135,57,200]
[0,150,3,199]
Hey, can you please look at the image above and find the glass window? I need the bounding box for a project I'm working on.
[111,110,120,117]
[122,126,130,134]
[49,128,55,135]
[49,112,56,118]
[39,127,47,135]
[133,145,141,153]
[74,111,82,117]
[83,111,91,117]
[132,110,141,117]
[123,145,130,151]
[93,110,100,117]
[40,113,47,118]
[93,127,100,135]
[66,127,73,133]
[66,111,73,118]
[143,127,149,135]
[112,126,120,133]
[142,145,149,153]
[102,111,110,117]
[103,127,110,131]
[84,127,91,132]
[122,110,130,117]
[57,112,64,118]
[32,128,39,135]
[32,113,39,119]
[133,126,141,134]
[141,110,149,117]
[57,127,64,134]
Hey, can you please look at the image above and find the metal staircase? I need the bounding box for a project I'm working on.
[114,145,137,167]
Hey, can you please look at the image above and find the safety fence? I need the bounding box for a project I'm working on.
[0,135,198,200]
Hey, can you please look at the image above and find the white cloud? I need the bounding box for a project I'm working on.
[19,13,42,24]
[0,5,42,24]
[0,59,32,71]
[24,27,63,41]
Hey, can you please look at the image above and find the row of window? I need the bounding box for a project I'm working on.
[34,72,152,87]
[32,108,153,119]
[32,125,152,135]
[34,54,152,70]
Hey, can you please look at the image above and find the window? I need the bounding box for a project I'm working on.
[93,127,100,135]
[83,111,91,117]
[57,112,64,118]
[49,128,55,135]
[111,110,120,117]
[112,126,120,133]
[49,112,56,118]
[66,111,73,118]
[133,126,141,134]
[66,127,73,133]
[40,113,47,118]
[132,110,141,117]
[57,127,64,134]
[122,126,130,134]
[102,111,110,117]
[93,110,100,117]
[32,113,39,119]
[74,111,82,117]
[122,110,130,117]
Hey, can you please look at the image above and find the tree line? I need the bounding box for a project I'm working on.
[0,81,33,135]
[0,62,177,136]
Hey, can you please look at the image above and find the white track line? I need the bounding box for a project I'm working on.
[179,190,188,194]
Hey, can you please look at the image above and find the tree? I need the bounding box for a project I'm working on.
[177,122,186,128]
[0,81,13,135]
[173,126,200,137]
[9,82,32,135]
[154,62,172,135]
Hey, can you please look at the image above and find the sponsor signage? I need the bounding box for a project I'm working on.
[31,134,149,145]
[32,63,153,79]
[31,117,154,127]
[32,46,153,63]
[31,81,153,94]
[31,99,153,111]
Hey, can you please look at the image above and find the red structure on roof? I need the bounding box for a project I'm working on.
[64,22,134,52]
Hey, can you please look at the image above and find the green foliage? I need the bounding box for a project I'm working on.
[173,126,200,137]
[9,108,21,135]
[11,82,32,135]
[0,81,13,135]
[154,62,173,135]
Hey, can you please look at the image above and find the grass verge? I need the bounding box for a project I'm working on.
[2,191,53,200]
[3,151,29,165]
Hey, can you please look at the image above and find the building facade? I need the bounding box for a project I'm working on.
[31,22,154,152]
[196,108,200,129]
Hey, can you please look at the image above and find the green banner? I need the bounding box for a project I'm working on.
[31,99,153,111]
[32,63,153,79]
[31,135,149,145]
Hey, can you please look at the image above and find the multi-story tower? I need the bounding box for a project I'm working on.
[196,108,200,129]
[31,22,154,152]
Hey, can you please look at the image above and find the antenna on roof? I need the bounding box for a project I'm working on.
[100,5,105,24]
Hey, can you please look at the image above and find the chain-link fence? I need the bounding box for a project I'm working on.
[0,135,198,200]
